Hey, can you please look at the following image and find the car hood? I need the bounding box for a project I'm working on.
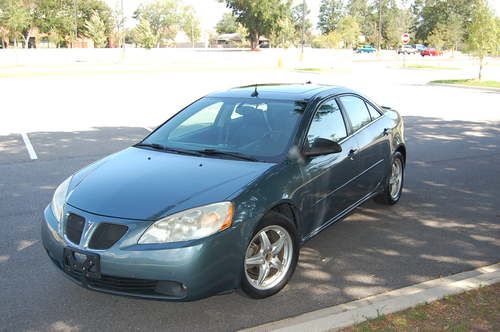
[67,147,273,220]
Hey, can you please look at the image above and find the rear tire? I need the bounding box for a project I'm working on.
[375,151,404,205]
[241,211,299,299]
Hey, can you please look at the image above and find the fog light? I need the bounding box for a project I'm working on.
[155,280,187,298]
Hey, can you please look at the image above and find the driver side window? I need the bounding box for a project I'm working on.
[307,99,347,147]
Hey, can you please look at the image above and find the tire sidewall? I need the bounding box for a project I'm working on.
[240,211,299,299]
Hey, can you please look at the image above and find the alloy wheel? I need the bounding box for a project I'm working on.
[244,225,293,291]
[389,158,403,199]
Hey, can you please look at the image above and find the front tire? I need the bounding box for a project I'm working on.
[241,212,299,299]
[375,151,404,205]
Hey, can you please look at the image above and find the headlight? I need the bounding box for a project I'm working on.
[138,202,234,244]
[51,176,71,222]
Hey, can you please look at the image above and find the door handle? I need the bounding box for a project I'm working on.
[383,128,391,136]
[348,149,357,160]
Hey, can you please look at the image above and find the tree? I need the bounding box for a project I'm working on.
[337,15,360,48]
[0,0,32,47]
[215,12,239,34]
[34,0,74,47]
[427,23,446,49]
[444,13,464,53]
[221,0,289,50]
[414,0,479,44]
[134,0,181,47]
[181,5,200,47]
[85,11,107,47]
[133,18,155,49]
[77,0,114,40]
[466,0,498,80]
[317,0,343,34]
[291,2,312,45]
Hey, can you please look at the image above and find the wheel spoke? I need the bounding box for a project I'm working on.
[257,263,270,285]
[260,231,272,252]
[269,256,282,271]
[271,235,285,255]
[245,253,265,266]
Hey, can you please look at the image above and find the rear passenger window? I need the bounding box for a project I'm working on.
[340,96,371,132]
[366,102,381,119]
[307,99,347,145]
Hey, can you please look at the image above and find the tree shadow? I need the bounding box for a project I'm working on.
[0,117,499,331]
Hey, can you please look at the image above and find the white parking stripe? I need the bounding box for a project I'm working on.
[144,127,153,132]
[21,132,38,160]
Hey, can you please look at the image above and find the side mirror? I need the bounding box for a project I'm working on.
[303,138,342,157]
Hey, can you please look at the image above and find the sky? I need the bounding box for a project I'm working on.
[105,0,500,32]
[104,0,321,31]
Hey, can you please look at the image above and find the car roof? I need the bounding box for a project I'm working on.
[206,83,354,101]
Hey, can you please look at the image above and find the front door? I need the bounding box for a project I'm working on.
[297,98,362,237]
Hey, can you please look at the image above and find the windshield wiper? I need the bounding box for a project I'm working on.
[135,143,202,157]
[196,149,258,161]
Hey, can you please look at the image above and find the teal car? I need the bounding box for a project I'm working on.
[42,84,406,300]
[356,45,377,53]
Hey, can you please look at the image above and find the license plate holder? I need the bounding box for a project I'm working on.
[63,247,101,279]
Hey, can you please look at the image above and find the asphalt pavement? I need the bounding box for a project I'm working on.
[1,53,499,331]
[0,113,499,331]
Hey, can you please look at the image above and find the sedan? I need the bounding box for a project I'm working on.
[356,45,377,53]
[421,48,443,56]
[42,84,406,300]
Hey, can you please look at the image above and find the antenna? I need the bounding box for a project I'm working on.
[251,85,259,97]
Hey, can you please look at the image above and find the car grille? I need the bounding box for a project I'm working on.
[65,213,85,244]
[88,223,128,250]
[65,267,159,295]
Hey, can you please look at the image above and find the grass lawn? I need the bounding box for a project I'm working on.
[342,283,500,332]
[405,64,460,70]
[431,79,500,88]
[294,67,335,73]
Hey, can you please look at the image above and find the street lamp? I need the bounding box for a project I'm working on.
[300,0,305,60]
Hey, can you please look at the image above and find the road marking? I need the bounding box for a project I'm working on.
[240,263,500,332]
[21,132,38,160]
[144,126,154,132]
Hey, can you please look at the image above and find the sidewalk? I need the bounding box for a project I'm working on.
[241,263,500,332]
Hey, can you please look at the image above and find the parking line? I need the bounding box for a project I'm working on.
[21,132,38,160]
[144,127,153,132]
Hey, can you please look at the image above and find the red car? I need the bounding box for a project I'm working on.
[420,48,443,56]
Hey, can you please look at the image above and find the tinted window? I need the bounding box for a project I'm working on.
[307,99,347,146]
[366,102,381,119]
[340,96,372,131]
[142,97,305,162]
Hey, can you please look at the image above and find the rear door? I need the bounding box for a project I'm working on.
[338,95,389,196]
[298,98,361,236]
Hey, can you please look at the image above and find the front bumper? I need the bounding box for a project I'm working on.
[41,204,244,300]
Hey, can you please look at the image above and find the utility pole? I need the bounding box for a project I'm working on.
[300,0,305,60]
[74,0,78,48]
[377,0,382,53]
[121,0,125,49]
[191,22,194,48]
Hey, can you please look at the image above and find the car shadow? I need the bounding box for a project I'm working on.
[0,117,499,331]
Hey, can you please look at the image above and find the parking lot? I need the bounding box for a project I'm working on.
[1,50,499,331]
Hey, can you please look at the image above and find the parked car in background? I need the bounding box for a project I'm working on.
[397,45,418,55]
[42,83,406,301]
[415,44,426,52]
[421,48,443,56]
[356,45,377,53]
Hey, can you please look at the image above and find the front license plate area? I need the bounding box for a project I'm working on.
[63,248,101,279]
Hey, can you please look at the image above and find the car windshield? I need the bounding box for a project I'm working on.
[140,97,306,162]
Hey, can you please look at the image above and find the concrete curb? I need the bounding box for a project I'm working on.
[428,82,500,92]
[240,263,500,332]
